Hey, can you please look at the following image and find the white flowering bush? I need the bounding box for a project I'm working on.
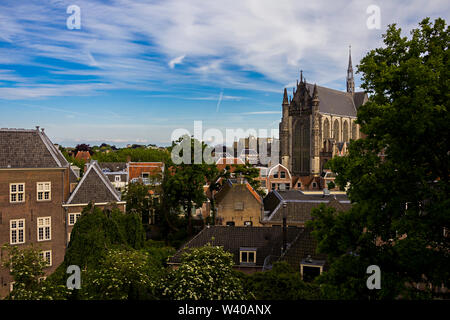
[1,244,68,300]
[163,244,245,300]
[79,248,161,300]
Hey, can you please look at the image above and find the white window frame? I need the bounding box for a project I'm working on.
[39,250,52,267]
[10,183,25,203]
[37,182,51,201]
[68,213,81,226]
[300,264,323,281]
[37,217,51,241]
[115,175,121,182]
[240,250,256,264]
[10,219,25,244]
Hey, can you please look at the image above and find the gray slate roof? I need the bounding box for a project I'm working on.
[304,83,366,117]
[282,227,327,270]
[0,128,69,169]
[99,162,127,172]
[67,161,121,204]
[168,226,303,267]
[263,190,351,224]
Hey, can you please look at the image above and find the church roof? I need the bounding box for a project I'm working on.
[305,83,365,117]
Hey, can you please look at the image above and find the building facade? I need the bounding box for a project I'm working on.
[279,48,368,177]
[0,127,76,298]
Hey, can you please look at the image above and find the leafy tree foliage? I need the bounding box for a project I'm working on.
[91,146,168,163]
[79,249,163,300]
[233,164,265,197]
[163,245,245,300]
[241,262,321,300]
[64,204,144,270]
[310,18,450,299]
[164,136,219,235]
[1,245,68,300]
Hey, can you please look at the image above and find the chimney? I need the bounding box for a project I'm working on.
[282,201,287,253]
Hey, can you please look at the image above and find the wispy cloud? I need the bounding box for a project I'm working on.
[168,55,185,68]
[0,0,447,100]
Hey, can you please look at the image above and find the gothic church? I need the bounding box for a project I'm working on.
[279,47,368,177]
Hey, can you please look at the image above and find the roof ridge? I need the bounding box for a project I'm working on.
[37,130,62,167]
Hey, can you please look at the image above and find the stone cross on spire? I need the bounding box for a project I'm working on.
[346,45,355,94]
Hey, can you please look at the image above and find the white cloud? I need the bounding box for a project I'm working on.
[168,55,185,68]
[0,0,448,99]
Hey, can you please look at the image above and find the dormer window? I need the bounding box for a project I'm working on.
[300,256,325,282]
[240,247,256,264]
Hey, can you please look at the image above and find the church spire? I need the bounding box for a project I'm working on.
[283,88,288,104]
[346,45,355,94]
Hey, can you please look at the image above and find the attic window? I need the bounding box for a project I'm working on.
[297,182,301,188]
[300,256,325,282]
[240,248,256,264]
[312,182,317,188]
[273,172,278,178]
[280,171,286,178]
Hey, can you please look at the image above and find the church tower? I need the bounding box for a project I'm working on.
[280,87,290,168]
[346,45,355,94]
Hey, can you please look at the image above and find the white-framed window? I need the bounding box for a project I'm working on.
[240,250,256,264]
[38,276,47,282]
[37,182,51,201]
[68,213,81,226]
[10,183,25,203]
[39,250,52,267]
[10,219,25,244]
[115,175,121,182]
[37,217,51,241]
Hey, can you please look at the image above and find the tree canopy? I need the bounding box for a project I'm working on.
[309,18,449,299]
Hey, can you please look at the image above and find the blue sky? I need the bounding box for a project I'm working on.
[0,0,448,146]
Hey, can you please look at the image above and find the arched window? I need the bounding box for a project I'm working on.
[323,118,330,139]
[352,122,357,140]
[333,119,340,141]
[343,120,349,142]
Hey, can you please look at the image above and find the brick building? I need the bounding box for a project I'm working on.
[0,127,77,297]
[63,161,126,244]
[0,128,125,298]
[215,178,263,227]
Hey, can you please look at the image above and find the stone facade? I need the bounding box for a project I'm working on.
[279,48,368,179]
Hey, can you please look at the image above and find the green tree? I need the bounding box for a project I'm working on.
[64,204,144,270]
[1,245,68,300]
[79,248,162,300]
[309,18,450,299]
[242,262,321,300]
[163,245,245,300]
[233,164,265,197]
[164,135,218,235]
